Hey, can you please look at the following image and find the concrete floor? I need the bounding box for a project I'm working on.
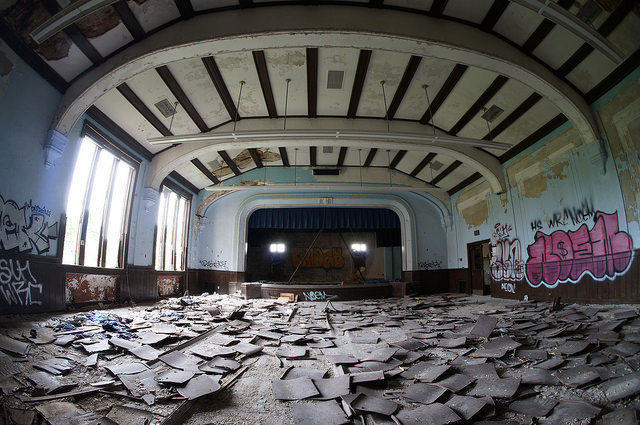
[0,294,639,424]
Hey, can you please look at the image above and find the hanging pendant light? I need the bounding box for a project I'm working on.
[233,81,245,132]
[422,84,436,136]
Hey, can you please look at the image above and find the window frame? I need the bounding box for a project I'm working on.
[62,123,140,268]
[154,179,192,272]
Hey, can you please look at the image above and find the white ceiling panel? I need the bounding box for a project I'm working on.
[92,89,164,153]
[126,0,180,33]
[174,162,214,189]
[444,0,494,24]
[126,69,201,135]
[566,50,616,93]
[358,50,411,117]
[437,163,475,191]
[533,24,584,70]
[317,48,359,116]
[431,66,496,132]
[87,22,133,58]
[167,58,231,128]
[264,48,307,117]
[44,42,92,82]
[607,13,640,58]
[494,97,562,147]
[394,57,456,121]
[215,51,269,118]
[493,3,545,46]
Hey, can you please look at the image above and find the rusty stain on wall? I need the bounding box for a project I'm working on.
[3,0,70,61]
[158,275,180,296]
[455,181,490,229]
[65,273,117,304]
[74,4,120,39]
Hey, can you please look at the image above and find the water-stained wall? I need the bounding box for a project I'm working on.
[449,67,640,303]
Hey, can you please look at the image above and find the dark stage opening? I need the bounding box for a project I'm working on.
[246,207,402,283]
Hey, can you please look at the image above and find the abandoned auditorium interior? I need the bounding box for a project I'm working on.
[2,0,640,424]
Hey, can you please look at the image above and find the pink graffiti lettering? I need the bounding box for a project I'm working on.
[490,238,525,282]
[525,212,633,288]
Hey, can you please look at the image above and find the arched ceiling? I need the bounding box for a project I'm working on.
[1,0,639,196]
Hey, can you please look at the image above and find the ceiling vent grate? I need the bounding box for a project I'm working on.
[430,160,443,171]
[481,105,504,123]
[327,70,344,89]
[322,146,334,154]
[208,159,222,169]
[154,99,176,118]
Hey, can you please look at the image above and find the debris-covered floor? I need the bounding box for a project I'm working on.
[1,294,639,425]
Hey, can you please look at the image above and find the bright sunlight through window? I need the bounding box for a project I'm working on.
[269,243,286,253]
[351,243,367,252]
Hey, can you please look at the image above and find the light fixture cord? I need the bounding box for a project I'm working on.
[233,81,245,132]
[358,149,363,187]
[284,78,291,130]
[381,81,390,133]
[423,85,435,136]
[169,101,178,132]
[387,149,392,187]
[294,148,298,186]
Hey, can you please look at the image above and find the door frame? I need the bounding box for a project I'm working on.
[467,239,490,295]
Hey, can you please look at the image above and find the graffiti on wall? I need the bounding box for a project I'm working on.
[530,199,596,231]
[0,259,42,305]
[526,211,633,288]
[199,259,229,270]
[418,248,443,270]
[0,195,58,254]
[489,223,525,282]
[302,290,338,301]
[292,248,344,270]
[500,282,516,293]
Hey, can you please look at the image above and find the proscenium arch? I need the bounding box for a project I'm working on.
[51,5,598,146]
[230,193,425,272]
[145,118,507,193]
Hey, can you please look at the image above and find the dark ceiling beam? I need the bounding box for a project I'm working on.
[309,146,317,167]
[168,171,200,194]
[448,172,482,196]
[449,113,569,195]
[0,18,67,93]
[85,105,153,161]
[218,150,242,176]
[40,0,103,65]
[420,64,467,125]
[156,65,208,132]
[306,48,318,118]
[482,92,541,140]
[521,0,574,54]
[557,0,634,78]
[117,83,172,137]
[191,158,220,185]
[113,1,145,41]
[279,147,290,167]
[363,148,377,167]
[174,0,194,20]
[202,56,238,120]
[248,148,263,168]
[252,50,278,118]
[410,152,437,177]
[499,114,567,163]
[430,0,448,17]
[369,0,384,6]
[386,55,422,120]
[586,46,640,104]
[238,0,253,7]
[431,160,462,185]
[347,50,372,118]
[449,74,509,135]
[388,150,407,169]
[481,0,509,31]
[337,147,348,167]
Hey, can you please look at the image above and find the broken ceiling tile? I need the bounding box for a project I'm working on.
[27,371,77,394]
[290,400,349,425]
[362,347,398,363]
[25,328,56,345]
[351,393,398,416]
[276,345,307,358]
[508,397,557,417]
[282,367,328,380]
[468,377,520,399]
[395,402,460,425]
[606,341,640,357]
[158,351,201,370]
[391,339,424,350]
[81,339,111,354]
[156,369,196,384]
[326,354,359,365]
[469,316,498,338]
[403,382,448,404]
[34,358,74,375]
[516,349,548,360]
[118,369,160,397]
[272,377,320,400]
[534,358,565,370]
[176,374,221,400]
[520,368,560,385]
[105,405,154,425]
[540,400,600,424]
[556,365,600,387]
[0,352,24,377]
[438,337,467,348]
[553,340,590,356]
[232,342,263,356]
[105,362,148,376]
[458,363,499,380]
[130,344,161,361]
[598,408,638,424]
[312,375,351,400]
[0,334,30,356]
[415,364,451,383]
[600,371,640,402]
[434,373,475,393]
[445,395,488,421]
[136,331,170,345]
[350,370,385,384]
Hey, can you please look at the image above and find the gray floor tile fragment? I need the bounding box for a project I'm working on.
[468,377,520,398]
[600,371,640,401]
[540,400,601,425]
[176,374,221,400]
[351,393,398,416]
[445,394,488,420]
[556,365,600,387]
[395,402,460,425]
[403,382,448,404]
[312,375,350,400]
[290,400,349,425]
[272,377,319,400]
[508,397,557,417]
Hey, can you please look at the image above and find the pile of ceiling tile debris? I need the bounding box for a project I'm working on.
[0,294,639,424]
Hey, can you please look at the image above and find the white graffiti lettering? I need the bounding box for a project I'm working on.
[0,259,42,305]
[0,195,58,254]
[302,290,338,301]
[490,238,525,282]
[500,282,516,294]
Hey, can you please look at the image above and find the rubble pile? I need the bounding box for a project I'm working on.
[0,294,639,424]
